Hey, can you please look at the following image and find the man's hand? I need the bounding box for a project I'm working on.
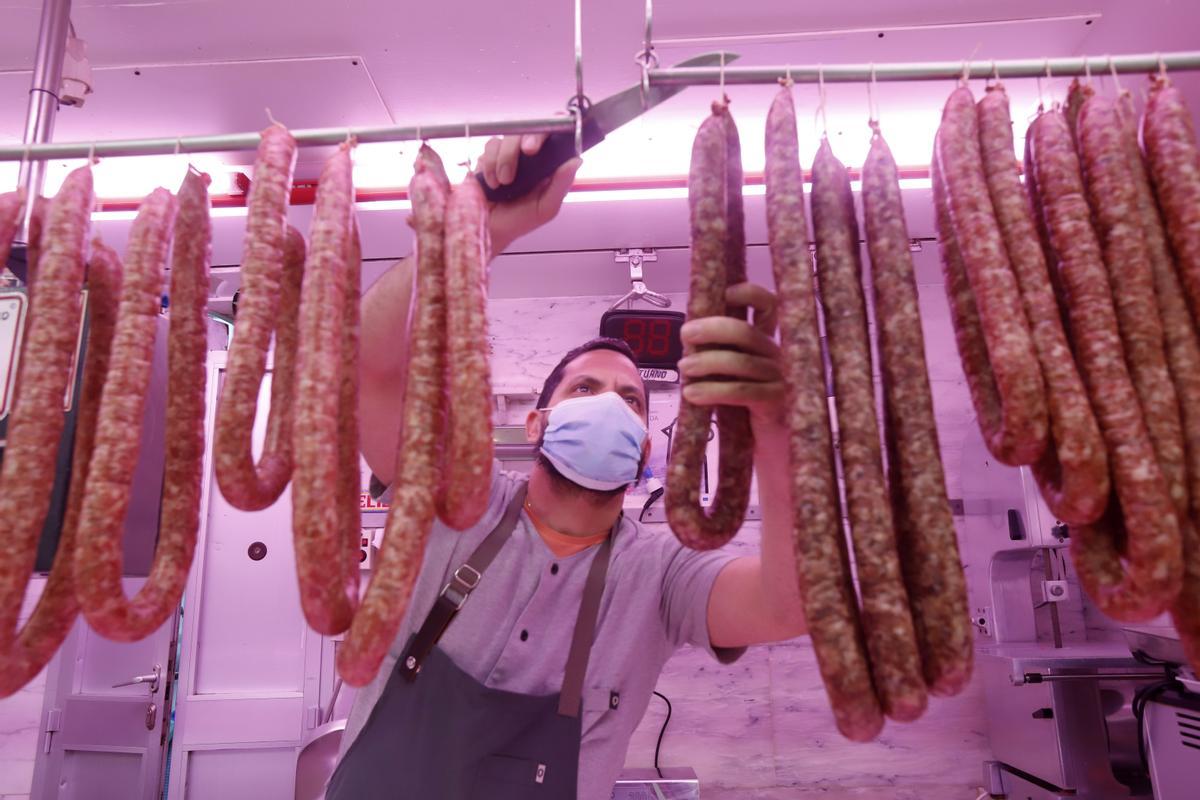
[477,133,582,256]
[676,282,784,431]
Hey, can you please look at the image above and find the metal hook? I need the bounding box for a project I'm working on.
[816,64,828,136]
[573,0,585,109]
[719,50,727,100]
[867,63,879,126]
[570,105,583,158]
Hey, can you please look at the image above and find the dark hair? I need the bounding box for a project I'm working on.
[536,336,644,409]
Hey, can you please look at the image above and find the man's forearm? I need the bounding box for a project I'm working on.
[753,419,807,634]
[358,255,415,484]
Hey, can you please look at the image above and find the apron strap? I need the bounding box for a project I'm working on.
[398,483,529,682]
[557,514,618,718]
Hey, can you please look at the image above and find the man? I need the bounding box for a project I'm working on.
[328,135,806,799]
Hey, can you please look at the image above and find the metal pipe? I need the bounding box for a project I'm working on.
[649,50,1200,86]
[1022,671,1167,684]
[4,49,1198,164]
[0,116,577,162]
[16,0,72,242]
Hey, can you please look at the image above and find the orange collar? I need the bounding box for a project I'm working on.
[524,501,609,559]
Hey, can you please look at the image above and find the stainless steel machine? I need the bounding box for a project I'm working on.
[961,428,1194,799]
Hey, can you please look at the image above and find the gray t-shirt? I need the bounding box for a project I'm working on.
[341,466,743,799]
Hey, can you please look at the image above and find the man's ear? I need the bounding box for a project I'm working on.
[525,408,544,444]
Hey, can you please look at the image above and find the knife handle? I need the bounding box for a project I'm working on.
[475,117,603,203]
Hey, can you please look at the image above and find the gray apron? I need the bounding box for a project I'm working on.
[326,483,616,799]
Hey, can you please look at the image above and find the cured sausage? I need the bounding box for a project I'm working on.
[810,132,905,731]
[0,238,119,696]
[864,127,969,700]
[937,87,1047,466]
[337,145,449,686]
[0,190,22,267]
[1079,94,1187,518]
[666,100,754,551]
[214,124,300,511]
[293,141,358,636]
[337,218,363,600]
[0,166,93,650]
[764,87,882,740]
[74,186,190,641]
[1027,109,1182,621]
[1143,76,1200,331]
[439,175,494,531]
[977,85,1108,525]
[932,142,1006,467]
[1116,92,1200,673]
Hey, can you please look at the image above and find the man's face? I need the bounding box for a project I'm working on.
[526,348,649,442]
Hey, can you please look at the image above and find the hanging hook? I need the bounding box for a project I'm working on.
[719,50,727,101]
[867,63,879,129]
[461,121,474,171]
[1108,55,1124,95]
[816,64,828,136]
[573,0,585,109]
[570,104,584,158]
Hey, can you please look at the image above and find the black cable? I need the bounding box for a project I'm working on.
[639,486,664,522]
[652,690,672,775]
[1132,677,1178,773]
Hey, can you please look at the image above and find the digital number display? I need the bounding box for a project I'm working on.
[599,309,685,367]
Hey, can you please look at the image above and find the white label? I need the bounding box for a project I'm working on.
[0,291,28,422]
[638,367,678,384]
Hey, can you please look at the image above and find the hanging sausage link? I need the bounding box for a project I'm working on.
[666,100,754,550]
[0,235,119,696]
[977,85,1108,525]
[1027,109,1181,621]
[292,141,359,636]
[72,184,190,642]
[214,124,302,511]
[936,87,1048,466]
[863,127,970,700]
[0,167,93,651]
[764,86,884,740]
[439,175,494,531]
[337,145,450,686]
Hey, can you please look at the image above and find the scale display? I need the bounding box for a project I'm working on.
[599,309,685,380]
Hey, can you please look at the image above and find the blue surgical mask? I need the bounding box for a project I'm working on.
[539,391,648,491]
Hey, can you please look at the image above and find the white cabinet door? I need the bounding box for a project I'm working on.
[167,354,324,800]
[29,580,177,800]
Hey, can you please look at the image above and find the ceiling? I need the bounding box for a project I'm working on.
[0,0,1197,194]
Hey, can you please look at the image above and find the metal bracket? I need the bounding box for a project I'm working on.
[610,249,670,310]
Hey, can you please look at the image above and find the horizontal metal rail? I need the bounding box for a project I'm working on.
[649,50,1200,85]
